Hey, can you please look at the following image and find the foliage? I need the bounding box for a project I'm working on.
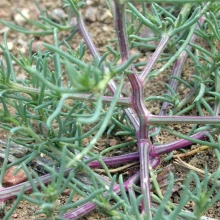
[0,0,220,219]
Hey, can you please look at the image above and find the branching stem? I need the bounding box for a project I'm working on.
[114,0,153,216]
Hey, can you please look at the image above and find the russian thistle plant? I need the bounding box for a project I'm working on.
[0,0,220,219]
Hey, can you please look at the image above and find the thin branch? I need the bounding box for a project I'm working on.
[148,115,220,125]
[140,35,170,83]
[68,94,131,106]
[77,12,140,131]
[92,161,139,174]
[174,157,220,186]
[114,1,152,217]
[160,15,206,116]
[173,145,209,158]
[63,171,140,219]
[152,131,207,156]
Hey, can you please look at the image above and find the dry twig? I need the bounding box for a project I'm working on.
[173,145,209,158]
[174,157,220,186]
[93,161,139,174]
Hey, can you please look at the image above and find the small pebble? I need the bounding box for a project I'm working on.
[6,42,13,51]
[102,25,111,32]
[109,139,117,146]
[140,26,155,39]
[62,188,71,196]
[99,10,112,24]
[122,82,132,97]
[85,7,97,22]
[126,137,134,141]
[13,9,30,26]
[138,26,157,51]
[32,41,45,53]
[86,0,94,6]
[12,213,19,218]
[0,42,13,54]
[0,27,9,34]
[70,17,77,26]
[50,8,67,22]
[3,166,28,186]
